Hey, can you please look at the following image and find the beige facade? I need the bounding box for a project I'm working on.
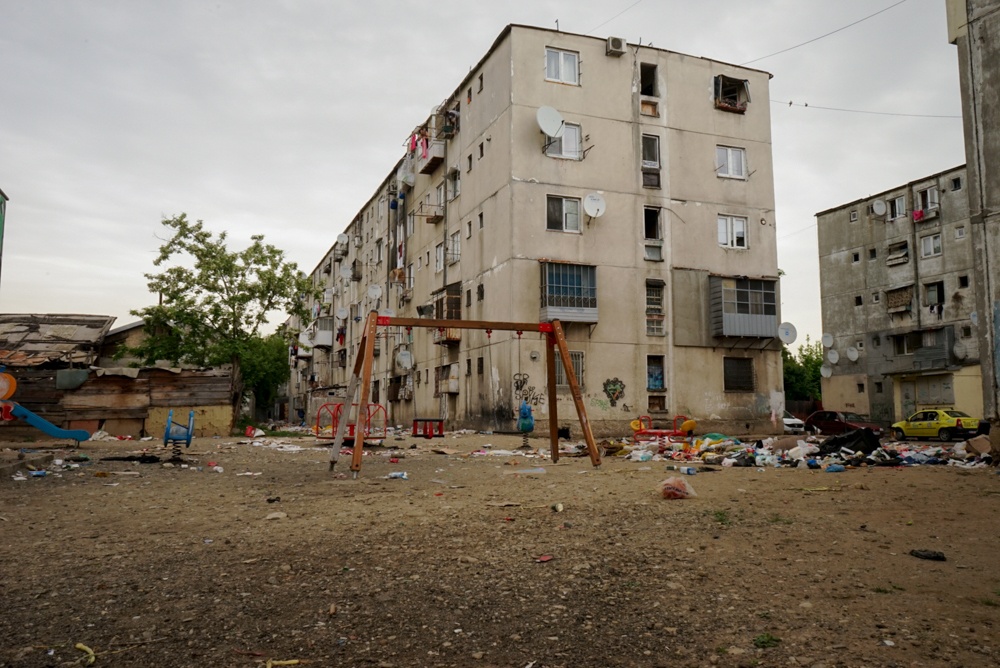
[816,165,984,425]
[289,25,782,437]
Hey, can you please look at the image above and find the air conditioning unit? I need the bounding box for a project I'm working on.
[353,236,363,248]
[606,36,626,56]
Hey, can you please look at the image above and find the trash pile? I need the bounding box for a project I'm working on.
[614,427,994,472]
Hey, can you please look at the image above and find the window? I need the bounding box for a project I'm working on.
[917,185,939,211]
[920,234,942,258]
[717,215,748,249]
[477,73,483,92]
[641,134,660,188]
[925,281,944,306]
[436,182,446,205]
[714,75,750,113]
[448,231,461,264]
[951,177,962,191]
[723,357,754,391]
[644,207,663,261]
[857,383,865,394]
[477,283,484,301]
[417,256,423,270]
[546,195,581,232]
[856,340,865,350]
[648,395,666,412]
[466,220,472,238]
[467,87,472,104]
[375,239,384,264]
[466,155,472,172]
[406,263,413,288]
[855,295,863,306]
[869,248,877,260]
[889,196,906,219]
[959,275,969,288]
[955,226,966,239]
[435,243,444,272]
[645,283,665,336]
[893,332,923,355]
[555,351,585,388]
[466,358,472,376]
[720,278,776,316]
[872,292,881,304]
[478,212,484,229]
[715,146,746,179]
[478,142,484,159]
[886,241,909,266]
[545,47,579,85]
[962,325,972,338]
[850,210,859,222]
[545,123,582,159]
[541,263,597,309]
[466,289,471,307]
[477,357,484,375]
[852,252,860,263]
[640,63,657,96]
[647,355,665,390]
[447,170,461,200]
[875,382,884,394]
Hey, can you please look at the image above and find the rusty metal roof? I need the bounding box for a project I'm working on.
[0,314,116,367]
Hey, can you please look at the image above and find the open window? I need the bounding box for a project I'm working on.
[641,134,660,188]
[640,63,657,96]
[714,75,750,113]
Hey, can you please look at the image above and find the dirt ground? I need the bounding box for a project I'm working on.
[2,430,999,668]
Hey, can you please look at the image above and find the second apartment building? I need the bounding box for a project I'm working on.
[817,166,982,424]
[289,24,783,436]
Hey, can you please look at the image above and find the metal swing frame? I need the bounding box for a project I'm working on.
[331,311,601,476]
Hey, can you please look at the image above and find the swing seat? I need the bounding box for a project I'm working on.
[412,417,445,439]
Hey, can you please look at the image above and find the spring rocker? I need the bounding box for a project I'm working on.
[331,311,601,477]
[163,409,195,460]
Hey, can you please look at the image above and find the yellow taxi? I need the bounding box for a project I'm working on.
[890,409,982,442]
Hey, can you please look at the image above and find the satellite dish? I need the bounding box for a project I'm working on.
[953,341,968,360]
[820,364,833,378]
[337,233,350,246]
[871,199,887,216]
[777,322,797,345]
[846,346,859,361]
[339,266,352,280]
[536,106,565,138]
[821,333,834,348]
[335,307,349,321]
[583,193,607,218]
[827,349,840,365]
[367,284,383,300]
[395,350,414,370]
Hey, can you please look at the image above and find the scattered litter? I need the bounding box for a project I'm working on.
[535,555,554,563]
[909,549,946,561]
[486,501,521,507]
[212,466,224,473]
[551,503,564,513]
[112,471,140,476]
[387,471,409,480]
[236,472,263,477]
[503,467,546,475]
[825,464,846,473]
[74,643,96,666]
[265,512,288,521]
[658,477,697,500]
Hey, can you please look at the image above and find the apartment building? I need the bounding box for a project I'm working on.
[948,0,1000,440]
[288,24,782,437]
[816,165,983,424]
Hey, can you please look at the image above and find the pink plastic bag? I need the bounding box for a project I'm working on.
[658,476,697,500]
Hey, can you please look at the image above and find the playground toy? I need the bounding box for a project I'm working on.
[0,369,91,443]
[316,402,387,443]
[631,414,696,451]
[331,312,601,477]
[163,409,195,460]
[411,417,445,439]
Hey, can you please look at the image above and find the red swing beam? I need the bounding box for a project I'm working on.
[332,311,601,476]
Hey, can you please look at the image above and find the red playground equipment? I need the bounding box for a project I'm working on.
[631,414,695,451]
[316,402,387,443]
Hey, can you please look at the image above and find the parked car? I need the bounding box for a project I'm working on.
[890,409,982,442]
[783,410,805,434]
[803,410,883,437]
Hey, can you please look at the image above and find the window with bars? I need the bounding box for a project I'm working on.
[540,263,597,309]
[645,283,665,336]
[555,351,585,388]
[647,355,665,390]
[723,357,754,391]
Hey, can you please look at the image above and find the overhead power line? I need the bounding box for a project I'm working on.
[741,0,911,66]
[586,0,645,35]
[772,99,962,119]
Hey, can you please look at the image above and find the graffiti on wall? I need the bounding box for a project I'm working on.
[602,378,626,407]
[512,372,545,406]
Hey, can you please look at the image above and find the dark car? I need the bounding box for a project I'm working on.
[804,410,883,438]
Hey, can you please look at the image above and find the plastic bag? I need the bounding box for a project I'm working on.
[658,476,697,500]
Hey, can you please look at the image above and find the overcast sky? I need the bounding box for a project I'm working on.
[0,0,965,348]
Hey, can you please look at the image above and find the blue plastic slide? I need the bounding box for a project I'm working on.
[9,403,91,442]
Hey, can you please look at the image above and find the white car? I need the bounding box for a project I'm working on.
[783,410,805,434]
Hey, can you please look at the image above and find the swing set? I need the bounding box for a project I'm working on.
[330,311,601,476]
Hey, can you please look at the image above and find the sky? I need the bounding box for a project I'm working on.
[0,0,966,349]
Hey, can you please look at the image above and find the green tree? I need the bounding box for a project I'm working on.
[240,333,295,419]
[127,214,315,422]
[783,336,823,401]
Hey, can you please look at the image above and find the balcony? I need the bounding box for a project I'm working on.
[415,202,444,224]
[432,328,462,346]
[416,139,445,174]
